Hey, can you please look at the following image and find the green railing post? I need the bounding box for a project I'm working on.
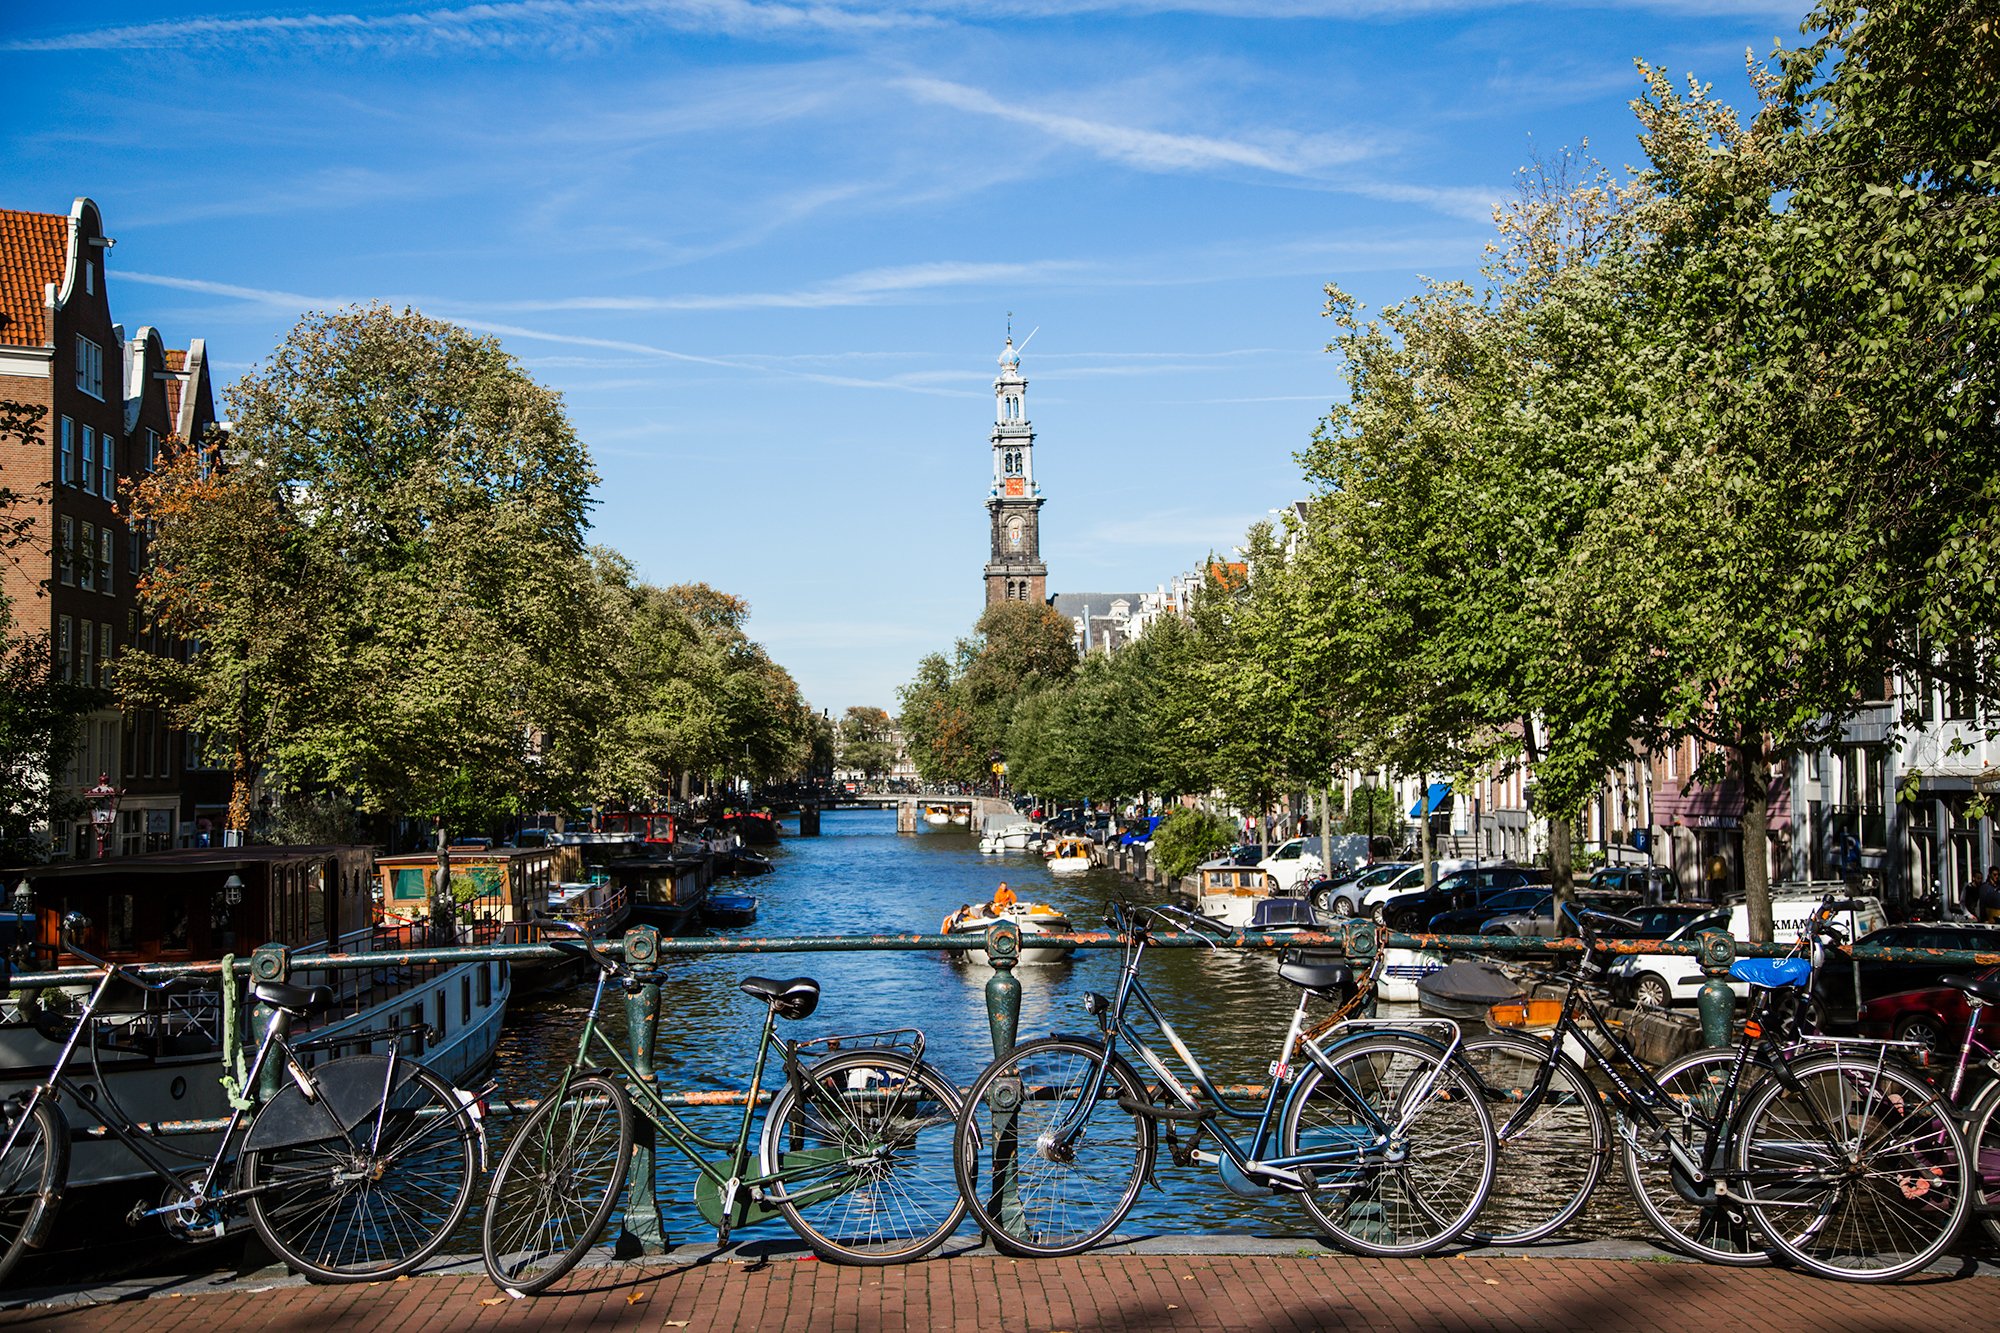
[1695,929,1736,1048]
[983,919,1022,1057]
[249,942,290,1103]
[982,919,1024,1238]
[1337,920,1379,1019]
[619,924,667,1255]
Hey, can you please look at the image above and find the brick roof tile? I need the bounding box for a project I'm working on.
[0,208,67,348]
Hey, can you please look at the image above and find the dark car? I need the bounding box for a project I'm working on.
[1427,887,1553,936]
[1381,871,1544,932]
[1484,897,1713,941]
[1815,922,2000,1025]
[1588,865,1683,904]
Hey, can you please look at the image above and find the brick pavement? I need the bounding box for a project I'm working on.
[1,1251,1994,1332]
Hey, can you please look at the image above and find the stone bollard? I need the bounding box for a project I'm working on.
[1695,929,1736,1048]
[249,942,290,1104]
[619,924,668,1254]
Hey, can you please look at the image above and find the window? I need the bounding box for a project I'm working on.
[1944,640,1975,721]
[99,527,113,595]
[57,617,72,682]
[75,335,103,398]
[143,428,158,473]
[98,431,114,498]
[80,426,96,497]
[78,522,95,591]
[99,622,112,686]
[78,622,93,687]
[59,416,74,485]
[58,516,75,585]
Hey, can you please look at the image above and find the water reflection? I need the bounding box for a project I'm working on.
[487,807,1648,1246]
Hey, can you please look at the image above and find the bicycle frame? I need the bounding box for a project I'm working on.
[550,962,889,1238]
[1055,912,1463,1192]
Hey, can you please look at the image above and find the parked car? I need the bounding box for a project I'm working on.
[1119,816,1162,848]
[1257,837,1326,893]
[1379,866,1548,931]
[1815,922,2000,1025]
[1587,865,1683,903]
[1483,898,1711,941]
[1604,896,1889,1010]
[1309,861,1413,916]
[1426,886,1555,936]
[1856,965,2000,1058]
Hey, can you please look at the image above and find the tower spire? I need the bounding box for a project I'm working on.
[983,325,1046,607]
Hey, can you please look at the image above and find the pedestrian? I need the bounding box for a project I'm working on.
[1980,867,2000,924]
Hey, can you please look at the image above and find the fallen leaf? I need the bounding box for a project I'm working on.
[666,1322,690,1328]
[1483,1279,1499,1286]
[1168,1305,1179,1311]
[478,1298,506,1307]
[627,1291,648,1305]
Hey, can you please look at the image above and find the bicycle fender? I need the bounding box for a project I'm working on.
[243,1055,420,1153]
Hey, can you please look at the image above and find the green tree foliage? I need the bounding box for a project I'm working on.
[898,601,1076,787]
[837,706,899,779]
[125,305,603,837]
[1150,806,1238,883]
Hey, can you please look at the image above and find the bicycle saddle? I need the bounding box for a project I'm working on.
[1943,973,2000,1006]
[1277,958,1354,997]
[251,980,336,1014]
[1728,958,1811,990]
[741,975,820,1020]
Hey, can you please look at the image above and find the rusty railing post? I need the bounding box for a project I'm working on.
[982,918,1024,1236]
[1695,929,1736,1048]
[1337,919,1379,1019]
[249,942,290,1103]
[618,924,667,1255]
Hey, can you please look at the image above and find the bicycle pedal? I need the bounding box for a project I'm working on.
[1188,1150,1221,1166]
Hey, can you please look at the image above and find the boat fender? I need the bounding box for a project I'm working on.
[242,1054,421,1153]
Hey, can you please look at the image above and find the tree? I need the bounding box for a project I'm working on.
[837,706,899,780]
[898,601,1076,788]
[125,305,601,841]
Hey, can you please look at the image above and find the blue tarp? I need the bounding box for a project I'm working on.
[1409,781,1453,818]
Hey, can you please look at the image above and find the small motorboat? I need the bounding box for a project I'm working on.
[1246,895,1321,935]
[1415,959,1525,1020]
[941,899,1076,965]
[703,892,760,928]
[728,848,775,876]
[1046,836,1093,874]
[923,803,955,827]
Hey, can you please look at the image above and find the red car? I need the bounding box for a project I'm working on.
[1855,964,2000,1058]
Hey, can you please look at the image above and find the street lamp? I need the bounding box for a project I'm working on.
[83,773,121,860]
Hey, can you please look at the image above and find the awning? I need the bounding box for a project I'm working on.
[1410,781,1453,818]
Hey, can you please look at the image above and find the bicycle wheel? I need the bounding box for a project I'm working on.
[1620,1047,1770,1265]
[1735,1049,1970,1281]
[0,1096,64,1288]
[761,1051,966,1263]
[952,1036,1154,1257]
[243,1063,477,1282]
[1459,1031,1606,1244]
[481,1076,634,1294]
[1965,1082,2000,1249]
[1282,1033,1495,1257]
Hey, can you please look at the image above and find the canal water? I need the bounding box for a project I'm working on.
[490,806,1644,1248]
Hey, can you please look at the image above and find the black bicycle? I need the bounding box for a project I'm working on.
[0,913,481,1286]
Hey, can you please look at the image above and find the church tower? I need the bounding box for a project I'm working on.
[983,333,1047,607]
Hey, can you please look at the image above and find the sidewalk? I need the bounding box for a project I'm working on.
[2,1240,1995,1332]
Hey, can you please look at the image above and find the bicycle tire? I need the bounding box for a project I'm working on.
[1735,1049,1970,1281]
[1964,1080,2000,1250]
[1619,1047,1771,1266]
[1282,1032,1495,1257]
[1459,1030,1607,1245]
[481,1076,635,1294]
[761,1051,966,1263]
[0,1096,64,1289]
[952,1036,1154,1258]
[244,1063,478,1282]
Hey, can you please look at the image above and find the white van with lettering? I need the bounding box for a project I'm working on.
[1605,895,1887,1009]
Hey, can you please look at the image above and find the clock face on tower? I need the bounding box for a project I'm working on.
[1005,477,1024,496]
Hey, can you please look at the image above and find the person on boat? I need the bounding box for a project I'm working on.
[993,882,1017,909]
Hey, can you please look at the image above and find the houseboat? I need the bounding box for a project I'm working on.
[374,844,589,995]
[0,846,508,1189]
[1186,857,1278,930]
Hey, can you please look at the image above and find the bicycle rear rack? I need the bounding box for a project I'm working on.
[794,1026,926,1065]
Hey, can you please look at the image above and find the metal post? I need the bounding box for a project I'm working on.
[249,942,290,1103]
[619,925,668,1254]
[1695,928,1737,1048]
[1338,920,1379,1019]
[982,919,1024,1237]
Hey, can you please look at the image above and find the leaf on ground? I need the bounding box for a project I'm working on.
[478,1298,507,1306]
[627,1290,648,1305]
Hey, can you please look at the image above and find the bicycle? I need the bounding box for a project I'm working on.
[480,920,967,1294]
[0,913,481,1286]
[1461,901,1971,1280]
[1898,969,2000,1249]
[950,901,1496,1258]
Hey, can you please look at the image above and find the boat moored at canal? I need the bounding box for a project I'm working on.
[941,899,1076,964]
[1,847,508,1189]
[1186,857,1277,929]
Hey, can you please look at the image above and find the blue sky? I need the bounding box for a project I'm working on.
[3,0,1800,714]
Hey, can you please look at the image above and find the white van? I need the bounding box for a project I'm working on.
[1605,895,1887,1009]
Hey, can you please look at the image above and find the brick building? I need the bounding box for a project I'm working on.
[0,197,218,858]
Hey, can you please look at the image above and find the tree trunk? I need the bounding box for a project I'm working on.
[1420,789,1436,892]
[1739,740,1773,942]
[1548,814,1574,907]
[226,733,254,844]
[1320,785,1334,869]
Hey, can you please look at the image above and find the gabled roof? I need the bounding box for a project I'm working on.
[163,347,187,427]
[0,208,66,348]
